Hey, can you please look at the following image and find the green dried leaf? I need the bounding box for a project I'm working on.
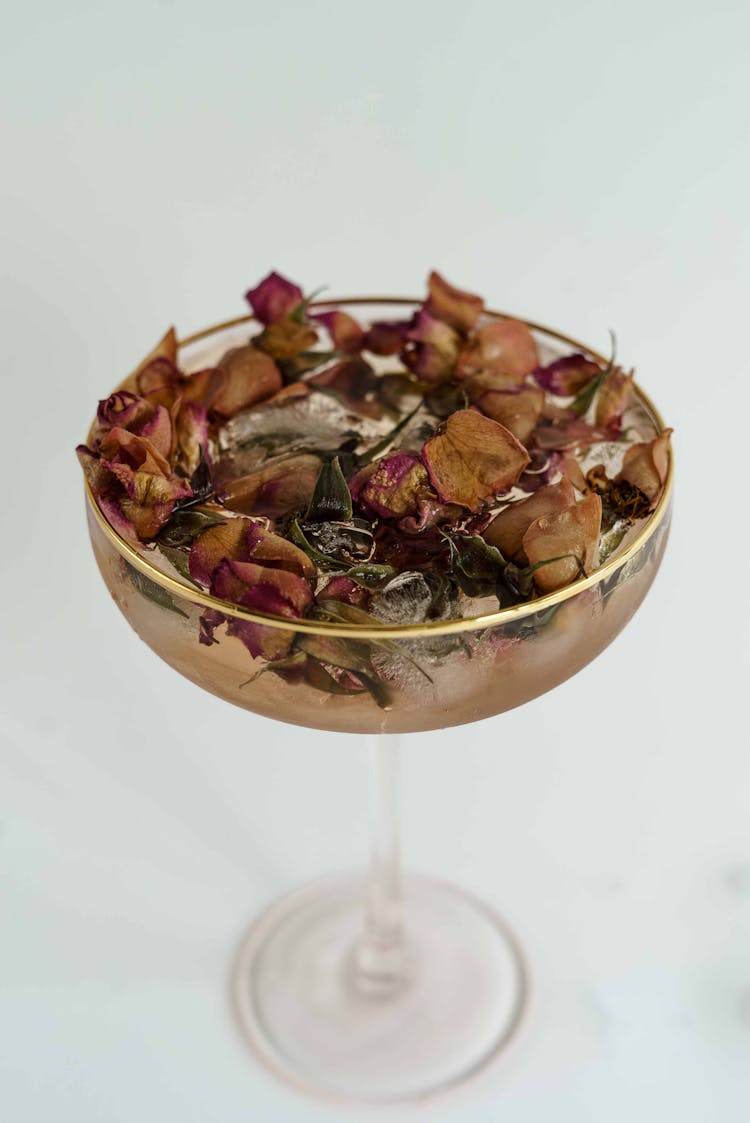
[125,563,189,618]
[306,456,353,522]
[570,331,617,417]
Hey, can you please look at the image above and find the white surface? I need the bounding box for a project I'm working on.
[2,1,749,1119]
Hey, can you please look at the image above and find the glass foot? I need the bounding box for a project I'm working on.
[232,873,527,1104]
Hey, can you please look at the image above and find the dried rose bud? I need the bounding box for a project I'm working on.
[522,492,602,592]
[212,345,283,417]
[311,310,365,353]
[424,270,484,334]
[456,319,539,381]
[616,430,672,504]
[317,576,370,607]
[422,409,530,510]
[354,452,431,519]
[245,271,304,324]
[472,384,545,445]
[483,479,578,561]
[532,353,601,396]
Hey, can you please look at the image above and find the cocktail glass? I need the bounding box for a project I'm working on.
[82,299,672,1103]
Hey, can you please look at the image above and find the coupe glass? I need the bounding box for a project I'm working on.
[83,300,672,1103]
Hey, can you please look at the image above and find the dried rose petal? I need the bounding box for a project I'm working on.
[483,479,578,560]
[226,618,295,662]
[365,319,410,356]
[616,430,672,503]
[354,452,431,519]
[533,417,606,451]
[422,409,530,510]
[522,492,602,592]
[130,327,178,390]
[532,353,601,396]
[317,576,370,607]
[175,402,209,476]
[595,369,634,435]
[456,319,539,381]
[472,384,544,445]
[221,454,322,518]
[308,358,382,419]
[189,515,314,587]
[257,319,318,360]
[398,496,463,535]
[212,345,283,418]
[424,270,484,334]
[311,310,365,353]
[245,271,304,324]
[402,311,460,384]
[212,558,313,617]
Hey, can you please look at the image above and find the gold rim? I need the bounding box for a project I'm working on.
[84,299,673,640]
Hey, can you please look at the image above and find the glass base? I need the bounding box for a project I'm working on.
[232,873,527,1104]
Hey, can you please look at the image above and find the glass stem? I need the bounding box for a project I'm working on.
[354,734,409,994]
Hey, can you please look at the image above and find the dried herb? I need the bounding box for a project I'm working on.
[306,456,353,522]
[125,562,189,618]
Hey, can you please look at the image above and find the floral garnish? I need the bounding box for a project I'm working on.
[79,269,672,705]
[245,271,304,324]
[422,409,530,509]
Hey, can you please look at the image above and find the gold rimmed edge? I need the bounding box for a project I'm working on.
[84,301,673,640]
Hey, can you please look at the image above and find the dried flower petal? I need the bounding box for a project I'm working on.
[130,327,178,390]
[189,515,314,588]
[456,320,539,381]
[175,402,210,476]
[424,270,484,333]
[483,479,578,560]
[317,576,370,607]
[522,492,602,592]
[365,319,410,356]
[256,319,318,360]
[595,369,634,435]
[245,271,304,324]
[533,417,606,451]
[221,454,322,517]
[472,384,544,445]
[532,353,601,396]
[616,430,672,503]
[213,345,283,417]
[353,452,430,519]
[212,558,313,617]
[422,409,530,510]
[311,310,365,353]
[402,311,460,384]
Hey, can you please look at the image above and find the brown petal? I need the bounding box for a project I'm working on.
[221,454,322,518]
[595,369,634,434]
[422,409,530,510]
[424,270,484,333]
[457,319,539,381]
[311,311,365,352]
[213,345,283,417]
[257,320,319,360]
[402,311,460,384]
[130,327,178,388]
[616,430,672,503]
[473,384,544,444]
[522,492,602,592]
[483,479,578,560]
[189,515,314,587]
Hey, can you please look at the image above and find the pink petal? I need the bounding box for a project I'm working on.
[532,353,601,396]
[355,452,430,519]
[422,409,530,510]
[457,320,539,381]
[311,310,365,352]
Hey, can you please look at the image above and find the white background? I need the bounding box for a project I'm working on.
[2,1,750,1119]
